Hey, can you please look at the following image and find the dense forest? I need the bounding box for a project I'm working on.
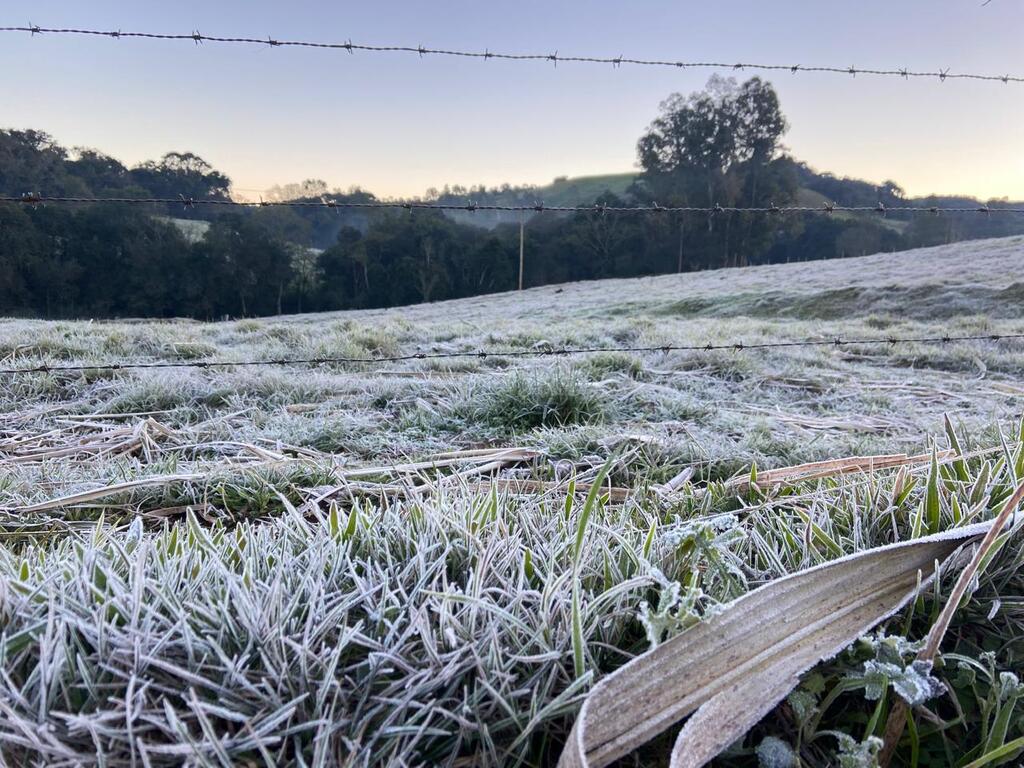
[2,76,1022,319]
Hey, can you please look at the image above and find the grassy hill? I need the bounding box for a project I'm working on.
[1,236,1023,766]
[435,172,639,228]
[535,172,637,205]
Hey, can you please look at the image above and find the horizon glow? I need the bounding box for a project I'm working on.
[2,0,1023,200]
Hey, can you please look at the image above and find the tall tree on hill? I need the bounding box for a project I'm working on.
[637,76,789,203]
[636,76,796,267]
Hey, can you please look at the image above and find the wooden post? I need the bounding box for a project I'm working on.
[518,215,525,291]
[677,217,684,273]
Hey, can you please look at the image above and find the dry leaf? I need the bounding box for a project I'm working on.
[559,520,994,768]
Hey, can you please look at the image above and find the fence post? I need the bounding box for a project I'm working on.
[518,214,525,291]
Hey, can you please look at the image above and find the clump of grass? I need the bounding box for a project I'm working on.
[0,492,666,766]
[105,373,209,414]
[581,352,644,379]
[3,426,1023,766]
[234,319,263,333]
[1,333,91,361]
[673,349,757,381]
[104,370,371,415]
[165,340,219,360]
[459,370,608,433]
[348,324,401,356]
[864,314,895,329]
[422,357,481,373]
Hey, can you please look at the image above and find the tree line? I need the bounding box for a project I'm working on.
[2,77,1021,319]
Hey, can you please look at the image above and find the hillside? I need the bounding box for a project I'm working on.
[1,236,1023,766]
[4,233,1022,517]
[533,172,637,205]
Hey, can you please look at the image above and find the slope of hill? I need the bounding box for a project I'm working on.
[535,172,637,205]
[1,236,1022,766]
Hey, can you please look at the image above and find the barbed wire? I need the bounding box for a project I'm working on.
[4,194,1023,217]
[3,25,1021,84]
[2,333,1021,377]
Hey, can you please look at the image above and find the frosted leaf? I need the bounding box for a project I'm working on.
[835,733,883,768]
[953,660,977,688]
[999,671,1024,701]
[638,579,705,647]
[892,660,945,706]
[786,689,818,723]
[756,736,798,768]
[861,632,924,665]
[862,660,903,701]
[862,659,944,706]
[663,513,742,549]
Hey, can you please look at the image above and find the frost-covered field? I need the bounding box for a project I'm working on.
[0,236,1023,766]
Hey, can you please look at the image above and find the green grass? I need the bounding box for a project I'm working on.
[537,172,638,205]
[457,369,608,433]
[1,235,1023,766]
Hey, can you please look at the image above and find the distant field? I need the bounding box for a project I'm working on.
[1,236,1023,765]
[537,172,637,205]
[160,215,211,243]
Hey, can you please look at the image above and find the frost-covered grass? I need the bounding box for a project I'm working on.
[0,237,1023,766]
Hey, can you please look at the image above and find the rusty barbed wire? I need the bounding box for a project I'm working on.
[1,333,1021,377]
[2,25,1022,84]
[4,194,1024,216]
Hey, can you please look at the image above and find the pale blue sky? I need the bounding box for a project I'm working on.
[3,1,1022,199]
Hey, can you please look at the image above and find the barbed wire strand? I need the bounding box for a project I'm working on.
[3,195,1023,216]
[2,25,1021,84]
[1,333,1021,377]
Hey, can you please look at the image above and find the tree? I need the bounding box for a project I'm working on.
[638,76,788,202]
[317,227,367,309]
[67,149,131,196]
[636,76,796,267]
[0,205,39,312]
[0,129,85,197]
[288,247,321,313]
[130,152,231,211]
[197,215,293,316]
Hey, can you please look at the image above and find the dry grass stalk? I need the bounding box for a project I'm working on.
[744,406,909,434]
[14,473,207,513]
[726,449,956,493]
[12,446,545,514]
[878,482,1024,766]
[0,417,177,464]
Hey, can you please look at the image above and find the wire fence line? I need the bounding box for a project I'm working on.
[4,194,1024,217]
[2,333,1021,377]
[3,25,1022,84]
